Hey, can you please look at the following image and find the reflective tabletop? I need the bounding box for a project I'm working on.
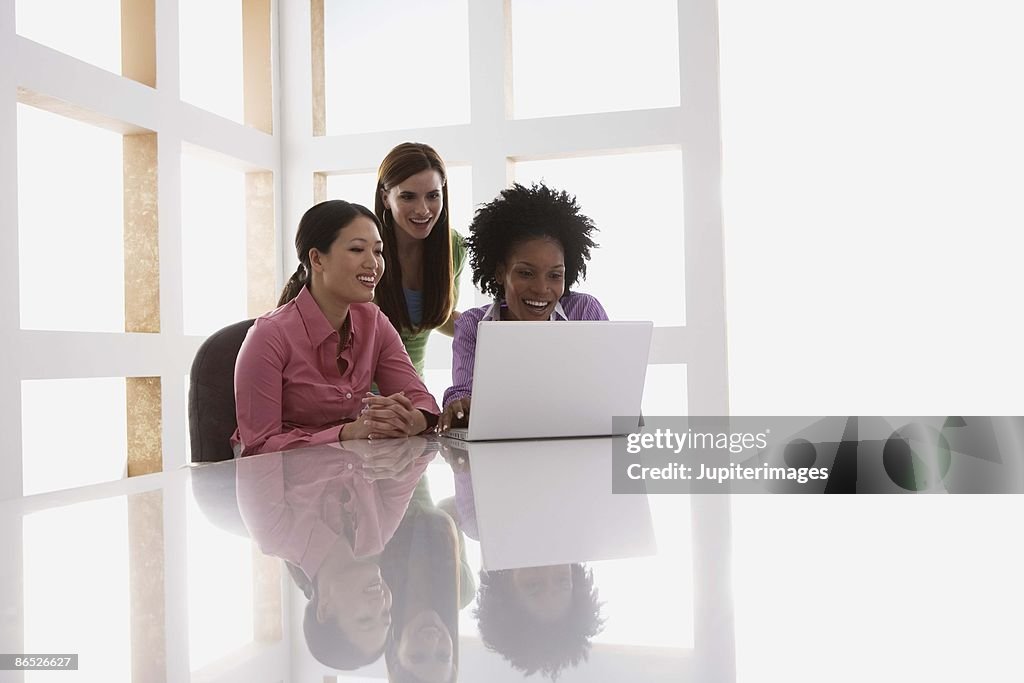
[4,435,1024,682]
[0,436,719,682]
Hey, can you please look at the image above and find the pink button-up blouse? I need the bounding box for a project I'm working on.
[232,286,439,456]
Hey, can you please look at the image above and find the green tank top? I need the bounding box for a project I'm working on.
[399,231,466,376]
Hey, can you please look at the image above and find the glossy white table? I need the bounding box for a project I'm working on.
[0,436,733,682]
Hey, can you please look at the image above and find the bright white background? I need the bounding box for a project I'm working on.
[323,0,471,134]
[719,0,1024,417]
[6,0,1024,681]
[720,2,1024,682]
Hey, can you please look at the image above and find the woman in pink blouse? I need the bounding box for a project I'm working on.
[233,200,439,456]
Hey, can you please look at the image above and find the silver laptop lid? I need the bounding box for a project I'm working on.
[466,320,652,440]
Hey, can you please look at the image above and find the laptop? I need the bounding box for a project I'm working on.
[444,320,652,441]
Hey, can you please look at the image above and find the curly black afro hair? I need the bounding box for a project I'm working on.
[465,182,598,299]
[474,565,605,681]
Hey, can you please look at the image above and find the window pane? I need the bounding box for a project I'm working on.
[16,0,121,74]
[423,368,453,408]
[181,151,247,337]
[23,498,130,682]
[21,378,128,496]
[515,151,685,326]
[17,104,124,333]
[642,364,687,416]
[719,0,1024,414]
[186,481,254,671]
[324,170,377,212]
[179,0,243,122]
[511,0,680,119]
[324,0,470,134]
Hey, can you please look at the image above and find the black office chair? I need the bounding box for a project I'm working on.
[187,318,256,538]
[188,318,255,463]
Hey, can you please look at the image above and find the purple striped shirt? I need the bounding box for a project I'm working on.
[442,292,609,408]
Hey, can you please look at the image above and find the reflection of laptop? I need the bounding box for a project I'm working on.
[445,320,652,441]
[456,437,657,570]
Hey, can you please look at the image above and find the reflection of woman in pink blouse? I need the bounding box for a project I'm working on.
[232,200,439,456]
[236,438,435,669]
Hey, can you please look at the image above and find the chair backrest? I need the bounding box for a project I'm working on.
[188,319,255,462]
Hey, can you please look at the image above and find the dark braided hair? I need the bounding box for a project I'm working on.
[278,200,380,306]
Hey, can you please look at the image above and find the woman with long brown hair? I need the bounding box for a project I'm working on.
[375,142,465,376]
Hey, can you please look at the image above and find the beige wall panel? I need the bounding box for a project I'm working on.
[126,376,162,476]
[243,0,273,134]
[312,171,326,205]
[310,0,325,136]
[124,133,160,333]
[121,0,156,87]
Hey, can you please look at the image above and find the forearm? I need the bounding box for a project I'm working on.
[438,310,461,337]
[246,424,345,455]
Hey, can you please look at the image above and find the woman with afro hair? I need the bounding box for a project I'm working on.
[440,182,608,431]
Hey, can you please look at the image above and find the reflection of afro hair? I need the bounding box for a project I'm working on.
[474,564,604,681]
[465,182,598,299]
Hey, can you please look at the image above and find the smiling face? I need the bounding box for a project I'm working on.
[308,215,384,306]
[495,237,566,321]
[396,609,454,683]
[381,168,444,242]
[511,565,573,622]
[317,559,393,656]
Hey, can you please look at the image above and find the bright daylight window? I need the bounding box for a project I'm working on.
[719,0,1024,415]
[17,104,124,333]
[510,0,680,119]
[323,0,471,134]
[643,364,688,417]
[15,0,121,75]
[179,0,244,122]
[180,150,248,337]
[21,377,128,496]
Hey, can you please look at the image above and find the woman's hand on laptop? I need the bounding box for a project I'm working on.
[440,397,471,432]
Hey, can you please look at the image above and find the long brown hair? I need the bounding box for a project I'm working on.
[374,142,455,332]
[382,505,461,682]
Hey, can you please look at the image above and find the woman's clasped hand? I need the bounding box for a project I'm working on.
[342,392,429,441]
